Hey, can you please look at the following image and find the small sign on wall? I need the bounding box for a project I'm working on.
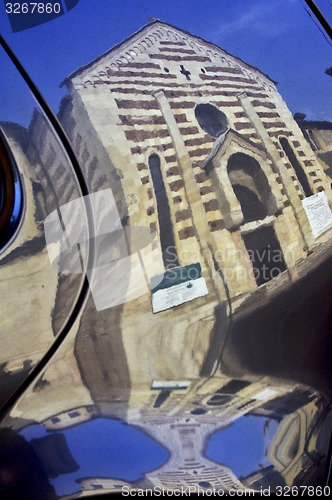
[302,192,332,239]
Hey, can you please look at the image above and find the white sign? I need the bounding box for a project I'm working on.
[253,389,278,401]
[302,192,332,239]
[152,277,208,313]
[151,380,190,390]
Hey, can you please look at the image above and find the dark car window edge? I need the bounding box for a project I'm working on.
[0,35,95,421]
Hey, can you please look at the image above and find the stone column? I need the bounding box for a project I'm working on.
[153,89,225,302]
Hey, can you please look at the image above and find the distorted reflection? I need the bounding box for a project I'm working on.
[0,48,88,408]
[18,418,170,496]
[1,376,331,497]
[1,10,332,499]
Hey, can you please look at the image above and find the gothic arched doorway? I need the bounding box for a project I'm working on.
[227,153,286,285]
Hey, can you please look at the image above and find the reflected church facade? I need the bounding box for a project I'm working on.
[1,19,332,498]
[59,19,332,317]
[3,18,330,398]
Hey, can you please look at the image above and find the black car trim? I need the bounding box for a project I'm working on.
[0,34,95,420]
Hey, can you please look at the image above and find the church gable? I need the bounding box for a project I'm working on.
[66,21,275,93]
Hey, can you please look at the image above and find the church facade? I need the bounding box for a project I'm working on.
[2,21,332,496]
[58,19,332,321]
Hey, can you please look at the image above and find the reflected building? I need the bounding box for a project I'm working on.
[56,19,332,387]
[243,395,330,489]
[295,113,332,180]
[7,349,330,494]
[1,18,332,499]
[59,18,332,306]
[51,383,332,492]
[2,19,332,394]
[0,120,64,384]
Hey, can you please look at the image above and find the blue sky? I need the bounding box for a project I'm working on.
[22,418,170,496]
[0,0,331,122]
[205,415,279,478]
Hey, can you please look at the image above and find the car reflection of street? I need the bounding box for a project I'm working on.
[17,418,170,497]
[0,113,88,411]
[218,246,332,399]
[1,13,332,498]
[2,361,331,497]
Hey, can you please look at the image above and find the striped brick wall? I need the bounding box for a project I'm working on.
[68,21,328,240]
[58,20,332,306]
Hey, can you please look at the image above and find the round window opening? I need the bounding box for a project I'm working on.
[195,103,228,138]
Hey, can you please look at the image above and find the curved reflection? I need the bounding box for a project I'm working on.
[19,418,170,497]
[0,49,89,409]
[1,378,331,496]
[1,10,332,499]
[0,131,23,250]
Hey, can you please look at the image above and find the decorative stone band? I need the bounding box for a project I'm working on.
[151,263,208,313]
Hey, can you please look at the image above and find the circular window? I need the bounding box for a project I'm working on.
[0,134,22,248]
[195,103,228,138]
[199,482,212,489]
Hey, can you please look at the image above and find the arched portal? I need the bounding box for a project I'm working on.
[227,152,286,285]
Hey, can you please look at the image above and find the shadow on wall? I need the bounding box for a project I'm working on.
[218,252,332,398]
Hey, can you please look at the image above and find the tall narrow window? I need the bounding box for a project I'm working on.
[148,154,179,269]
[280,137,313,197]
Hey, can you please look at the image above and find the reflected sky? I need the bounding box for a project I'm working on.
[0,47,37,126]
[0,0,331,122]
[205,415,279,478]
[21,418,170,496]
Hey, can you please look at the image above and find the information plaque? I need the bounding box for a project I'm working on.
[151,263,208,313]
[302,192,332,239]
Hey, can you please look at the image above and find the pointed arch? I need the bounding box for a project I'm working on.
[226,152,286,285]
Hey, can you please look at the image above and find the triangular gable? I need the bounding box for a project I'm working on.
[61,20,276,91]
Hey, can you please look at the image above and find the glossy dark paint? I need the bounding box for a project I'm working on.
[0,5,332,499]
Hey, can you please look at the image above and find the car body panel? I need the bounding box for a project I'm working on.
[0,2,332,498]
